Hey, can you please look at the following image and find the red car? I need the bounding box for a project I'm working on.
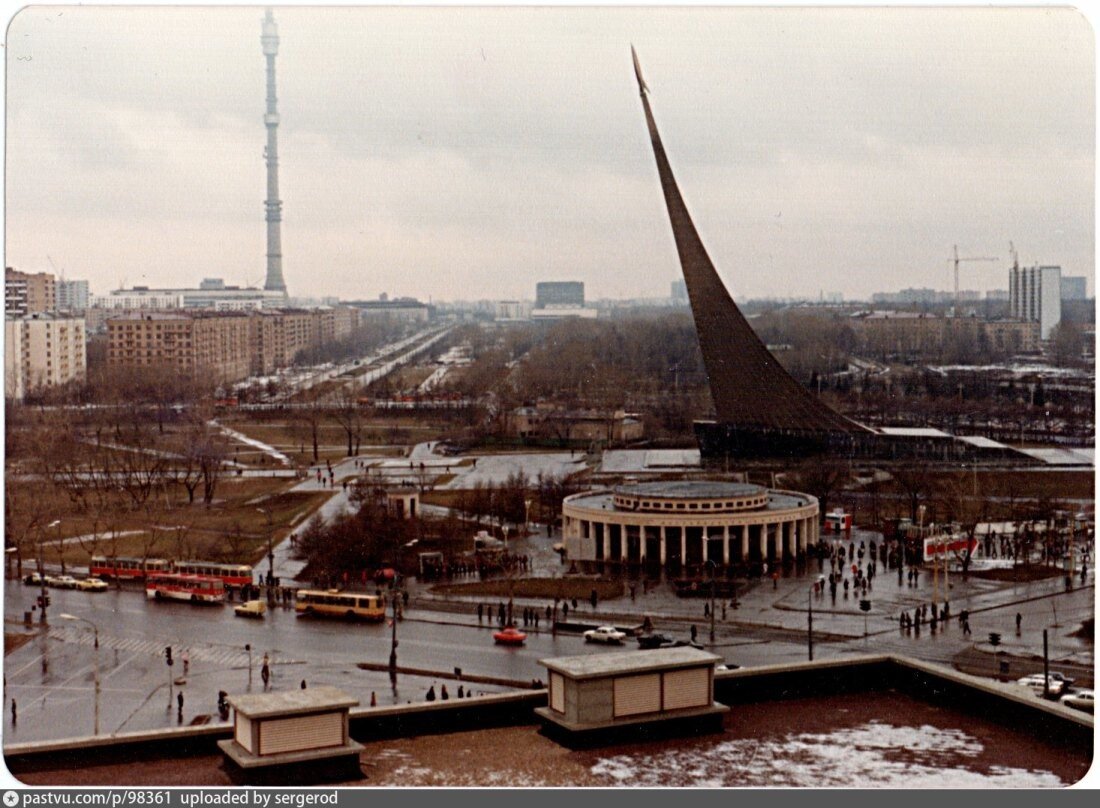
[493,626,527,646]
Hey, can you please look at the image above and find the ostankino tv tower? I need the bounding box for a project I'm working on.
[261,9,287,295]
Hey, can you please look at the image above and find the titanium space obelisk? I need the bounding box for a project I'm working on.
[261,9,287,295]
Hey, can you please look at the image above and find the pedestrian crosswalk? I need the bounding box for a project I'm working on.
[48,626,300,668]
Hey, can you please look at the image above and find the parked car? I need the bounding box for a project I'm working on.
[584,626,627,644]
[234,599,267,619]
[76,578,109,592]
[1016,674,1065,698]
[51,575,80,590]
[1061,689,1094,714]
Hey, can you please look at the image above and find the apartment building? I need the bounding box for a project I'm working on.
[5,268,57,316]
[5,313,87,401]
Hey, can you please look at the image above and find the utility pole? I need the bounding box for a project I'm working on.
[389,590,399,675]
[808,588,814,661]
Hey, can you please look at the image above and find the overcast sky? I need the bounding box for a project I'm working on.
[3,5,1094,302]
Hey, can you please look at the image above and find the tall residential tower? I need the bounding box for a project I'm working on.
[261,9,287,295]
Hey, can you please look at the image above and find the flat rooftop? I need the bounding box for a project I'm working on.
[540,647,719,679]
[613,481,764,499]
[569,489,810,513]
[14,690,1088,787]
[228,686,357,719]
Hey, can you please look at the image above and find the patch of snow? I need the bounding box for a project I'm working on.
[590,721,1066,788]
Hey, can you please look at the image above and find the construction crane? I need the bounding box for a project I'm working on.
[949,244,998,316]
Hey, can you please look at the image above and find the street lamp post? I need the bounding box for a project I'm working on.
[807,587,814,662]
[59,613,99,735]
[388,590,399,674]
[257,508,275,604]
[706,560,717,643]
[55,520,65,575]
[38,520,60,624]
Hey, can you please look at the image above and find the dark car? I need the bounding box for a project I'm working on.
[637,633,673,649]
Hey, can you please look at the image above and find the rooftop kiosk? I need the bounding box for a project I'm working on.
[536,647,728,742]
[217,687,363,783]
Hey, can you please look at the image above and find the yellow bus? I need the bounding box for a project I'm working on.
[295,589,386,621]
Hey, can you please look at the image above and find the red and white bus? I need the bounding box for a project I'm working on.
[824,510,853,533]
[923,534,979,563]
[90,556,171,580]
[145,574,226,605]
[173,561,253,587]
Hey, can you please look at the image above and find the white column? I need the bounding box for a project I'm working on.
[602,526,610,561]
[639,526,647,562]
[723,525,730,564]
[787,520,797,557]
[759,524,767,559]
[701,529,708,563]
[680,531,687,565]
[775,523,784,561]
[741,525,749,560]
[660,526,667,565]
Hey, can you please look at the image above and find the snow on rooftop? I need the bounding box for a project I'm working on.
[956,435,1008,449]
[878,426,951,438]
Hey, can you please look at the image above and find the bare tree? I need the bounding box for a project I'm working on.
[330,386,365,457]
[292,391,326,463]
[784,458,850,519]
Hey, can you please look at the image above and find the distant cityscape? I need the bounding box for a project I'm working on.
[4,261,1091,405]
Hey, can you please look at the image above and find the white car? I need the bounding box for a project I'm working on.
[1061,689,1094,714]
[76,578,109,592]
[584,626,627,644]
[1016,674,1065,698]
[51,575,80,589]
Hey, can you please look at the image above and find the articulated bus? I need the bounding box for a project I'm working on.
[90,556,171,580]
[173,561,253,587]
[295,589,386,621]
[146,574,226,605]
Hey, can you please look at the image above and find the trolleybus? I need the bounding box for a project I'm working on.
[173,561,253,587]
[145,573,226,604]
[90,556,171,580]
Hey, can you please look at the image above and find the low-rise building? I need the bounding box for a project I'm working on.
[563,480,819,572]
[510,405,643,444]
[849,311,1040,358]
[350,297,431,323]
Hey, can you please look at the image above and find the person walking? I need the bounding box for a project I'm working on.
[177,691,184,719]
[1015,612,1022,634]
[182,650,190,676]
[426,685,436,702]
[441,685,449,701]
[261,653,271,689]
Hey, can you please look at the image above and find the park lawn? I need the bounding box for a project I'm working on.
[25,478,330,569]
